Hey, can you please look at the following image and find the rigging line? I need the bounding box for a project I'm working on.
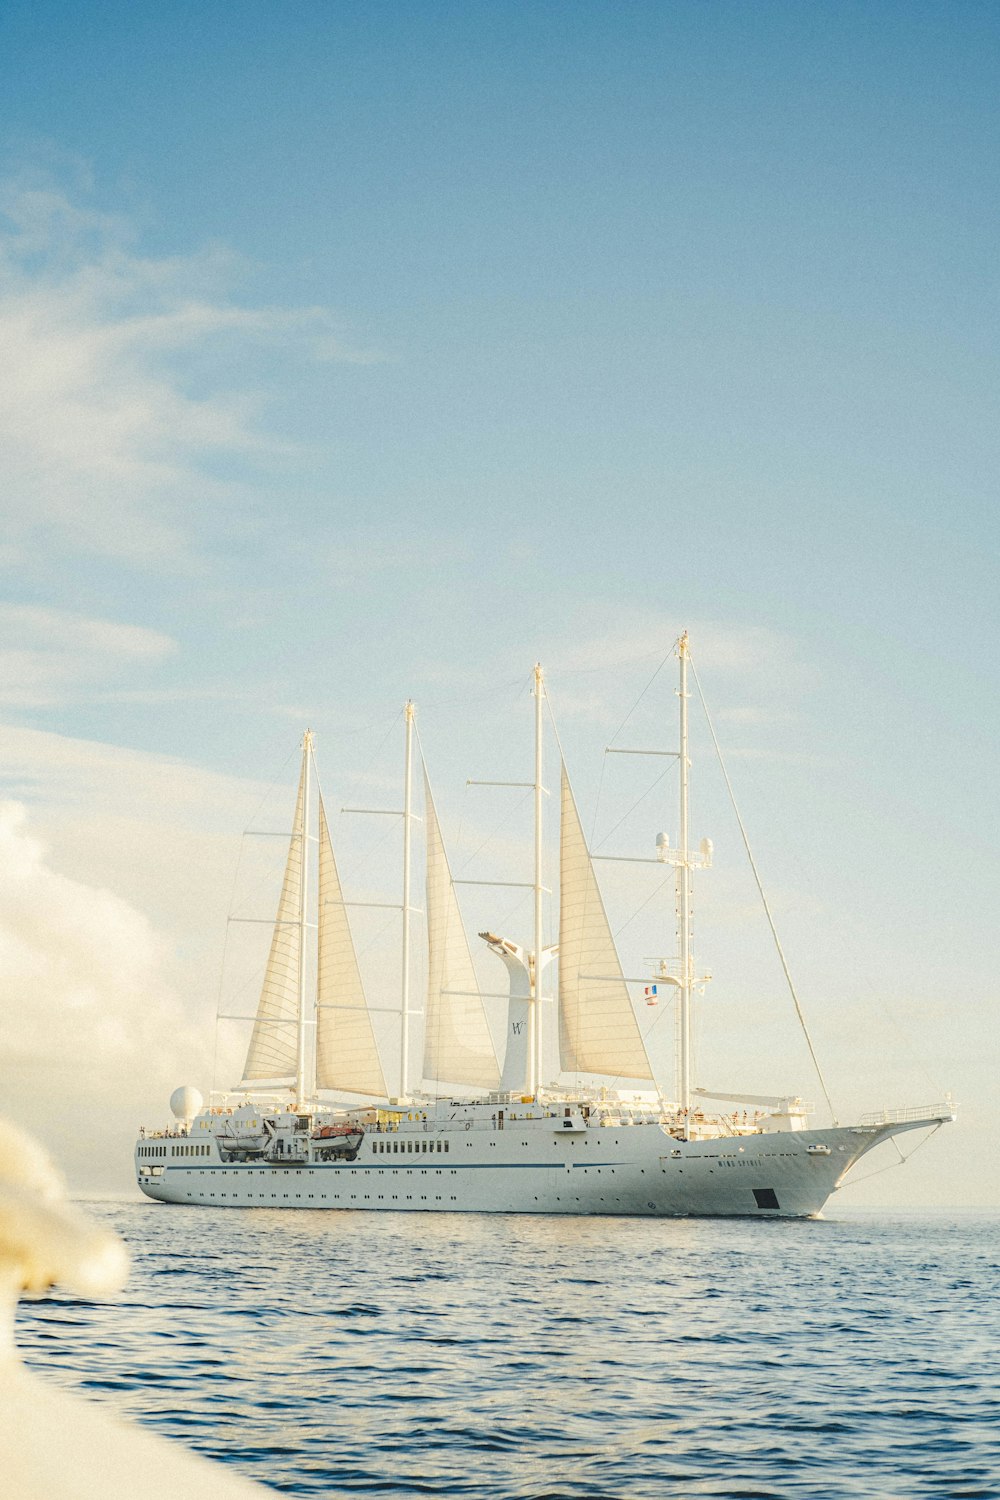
[415,722,498,1082]
[355,909,403,963]
[213,826,247,1092]
[457,786,535,875]
[593,765,673,853]
[545,685,581,859]
[580,637,678,857]
[548,643,678,677]
[795,860,942,1096]
[241,741,300,833]
[689,652,840,1126]
[731,750,942,1097]
[547,670,676,856]
[343,810,402,884]
[548,687,653,1082]
[228,742,301,920]
[406,672,527,713]
[605,638,680,749]
[339,706,405,818]
[840,1123,944,1187]
[421,724,458,1086]
[612,872,674,941]
[213,743,298,1086]
[417,718,535,877]
[545,687,566,758]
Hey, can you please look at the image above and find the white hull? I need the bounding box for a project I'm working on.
[136,1113,944,1219]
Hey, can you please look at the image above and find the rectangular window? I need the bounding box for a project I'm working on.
[752,1188,780,1210]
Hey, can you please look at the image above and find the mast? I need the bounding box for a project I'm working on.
[400,701,415,1099]
[677,636,692,1114]
[532,663,544,1098]
[296,730,314,1111]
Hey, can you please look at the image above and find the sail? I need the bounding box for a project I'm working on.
[423,770,500,1091]
[558,762,654,1080]
[315,794,387,1097]
[241,756,306,1082]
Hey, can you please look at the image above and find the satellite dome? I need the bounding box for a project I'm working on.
[169,1086,204,1122]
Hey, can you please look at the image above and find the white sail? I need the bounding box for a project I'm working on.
[558,762,654,1081]
[423,770,500,1091]
[315,794,387,1098]
[241,757,306,1082]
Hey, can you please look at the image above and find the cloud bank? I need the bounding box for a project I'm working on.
[0,800,202,1188]
[0,604,176,708]
[0,169,362,563]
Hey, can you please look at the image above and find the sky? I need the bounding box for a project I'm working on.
[0,1,996,1202]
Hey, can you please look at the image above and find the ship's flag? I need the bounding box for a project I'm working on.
[645,984,658,1006]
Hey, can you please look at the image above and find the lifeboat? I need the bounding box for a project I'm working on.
[311,1123,364,1160]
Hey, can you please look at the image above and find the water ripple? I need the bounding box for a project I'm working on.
[14,1206,1000,1498]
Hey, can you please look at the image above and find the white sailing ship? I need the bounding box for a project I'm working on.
[135,637,953,1217]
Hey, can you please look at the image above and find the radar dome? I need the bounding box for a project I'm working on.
[169,1086,203,1122]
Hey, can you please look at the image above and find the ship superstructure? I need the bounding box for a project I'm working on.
[136,638,953,1217]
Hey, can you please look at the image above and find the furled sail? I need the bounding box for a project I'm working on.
[558,762,654,1080]
[241,756,306,1082]
[315,794,387,1097]
[423,770,500,1091]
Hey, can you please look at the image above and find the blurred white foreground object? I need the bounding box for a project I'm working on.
[0,1118,273,1499]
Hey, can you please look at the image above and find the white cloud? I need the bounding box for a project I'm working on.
[0,800,204,1190]
[0,604,176,707]
[0,721,268,832]
[0,170,374,561]
[548,613,801,679]
[0,726,301,1189]
[0,604,173,659]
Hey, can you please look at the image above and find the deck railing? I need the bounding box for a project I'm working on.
[858,1101,955,1126]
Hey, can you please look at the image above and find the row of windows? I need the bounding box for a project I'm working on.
[138,1142,210,1159]
[371,1139,449,1155]
[192,1191,461,1203]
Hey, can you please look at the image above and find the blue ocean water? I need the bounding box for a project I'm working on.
[15,1203,1000,1499]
